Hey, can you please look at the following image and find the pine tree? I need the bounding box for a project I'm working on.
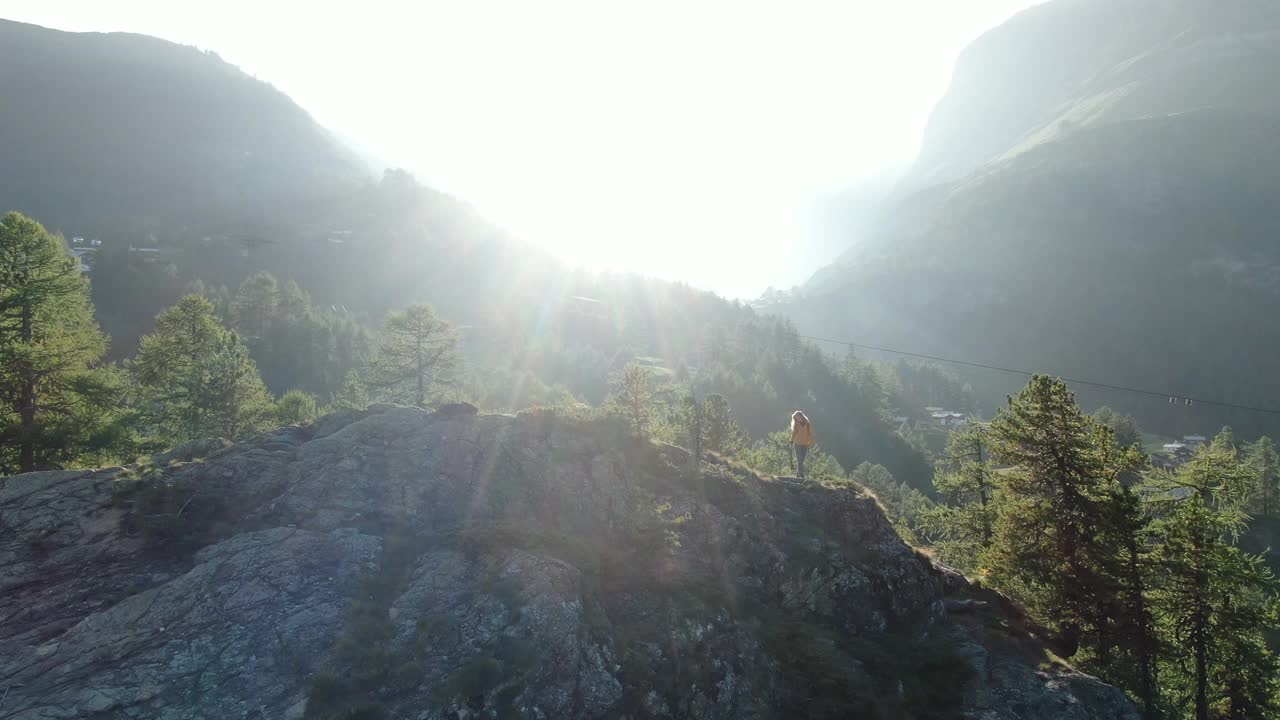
[923,423,998,573]
[277,279,309,324]
[1093,406,1142,449]
[1245,437,1278,518]
[656,388,751,459]
[1213,426,1238,457]
[130,295,272,442]
[232,270,278,339]
[1148,445,1280,720]
[189,334,274,439]
[130,295,223,440]
[1097,431,1162,719]
[369,304,459,406]
[606,362,655,437]
[331,369,369,411]
[702,393,749,457]
[0,212,120,473]
[684,390,703,474]
[842,349,885,409]
[985,376,1138,668]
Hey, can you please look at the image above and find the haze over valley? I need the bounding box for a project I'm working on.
[6,0,1047,298]
[2,3,1279,719]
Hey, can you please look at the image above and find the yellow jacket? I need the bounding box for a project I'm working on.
[791,421,814,447]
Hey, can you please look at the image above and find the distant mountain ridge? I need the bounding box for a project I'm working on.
[901,0,1280,191]
[783,0,1280,438]
[0,19,368,235]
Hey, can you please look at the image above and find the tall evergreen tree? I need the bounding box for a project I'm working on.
[232,270,278,339]
[0,212,120,473]
[606,362,656,437]
[1095,429,1162,719]
[924,423,998,573]
[1093,406,1142,449]
[702,393,749,457]
[368,304,459,406]
[1245,436,1278,518]
[985,377,1145,674]
[277,279,309,324]
[682,390,703,474]
[130,295,223,440]
[1148,445,1280,720]
[1212,426,1238,457]
[331,369,370,411]
[130,295,272,443]
[189,334,275,439]
[656,389,750,459]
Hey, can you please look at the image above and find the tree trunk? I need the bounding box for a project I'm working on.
[19,300,35,473]
[1192,533,1210,720]
[689,394,702,477]
[1194,611,1209,720]
[1124,522,1160,719]
[415,331,425,407]
[977,437,993,546]
[186,314,202,440]
[19,378,35,472]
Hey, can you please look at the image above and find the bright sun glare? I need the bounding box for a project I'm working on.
[7,0,1045,297]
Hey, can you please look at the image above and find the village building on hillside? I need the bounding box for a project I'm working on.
[925,408,968,428]
[68,236,101,273]
[1152,437,1202,470]
[128,243,163,263]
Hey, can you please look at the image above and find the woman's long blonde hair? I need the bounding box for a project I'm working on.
[790,410,809,431]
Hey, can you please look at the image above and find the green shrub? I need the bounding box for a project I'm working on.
[276,389,319,425]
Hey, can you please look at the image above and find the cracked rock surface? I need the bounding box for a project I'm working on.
[0,406,1138,719]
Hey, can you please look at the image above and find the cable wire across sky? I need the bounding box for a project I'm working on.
[797,333,1280,418]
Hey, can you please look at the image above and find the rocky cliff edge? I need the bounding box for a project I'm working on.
[0,405,1138,719]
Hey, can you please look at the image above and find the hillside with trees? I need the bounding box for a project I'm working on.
[0,19,367,233]
[777,0,1280,440]
[2,7,1280,716]
[920,378,1280,719]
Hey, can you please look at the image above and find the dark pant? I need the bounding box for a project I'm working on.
[794,444,809,478]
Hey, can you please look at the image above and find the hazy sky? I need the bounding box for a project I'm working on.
[4,0,1043,298]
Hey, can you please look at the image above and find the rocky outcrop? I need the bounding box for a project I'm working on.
[0,406,1138,719]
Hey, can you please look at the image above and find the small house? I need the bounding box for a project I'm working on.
[1158,442,1194,468]
[67,239,98,273]
[929,410,968,428]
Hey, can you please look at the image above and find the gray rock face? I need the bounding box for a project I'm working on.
[3,528,378,720]
[0,406,1139,719]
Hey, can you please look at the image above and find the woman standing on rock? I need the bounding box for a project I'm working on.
[790,410,814,479]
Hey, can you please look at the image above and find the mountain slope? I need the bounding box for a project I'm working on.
[904,0,1280,190]
[786,0,1280,437]
[0,19,367,234]
[0,21,929,488]
[0,406,1138,719]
